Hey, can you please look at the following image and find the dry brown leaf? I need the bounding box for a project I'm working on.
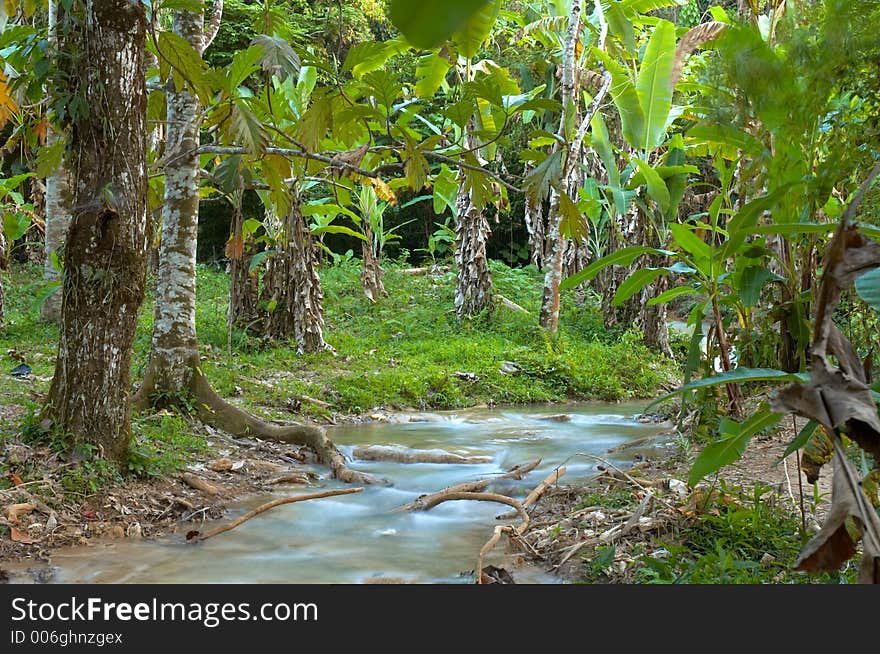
[10,527,35,544]
[5,503,35,523]
[671,21,727,88]
[795,448,880,580]
[10,473,24,486]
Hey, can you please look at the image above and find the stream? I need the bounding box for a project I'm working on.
[11,402,671,584]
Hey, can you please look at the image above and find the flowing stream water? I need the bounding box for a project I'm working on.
[12,402,670,584]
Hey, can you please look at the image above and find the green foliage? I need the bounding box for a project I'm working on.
[128,414,210,478]
[634,483,857,584]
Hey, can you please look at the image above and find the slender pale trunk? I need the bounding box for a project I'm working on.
[454,129,493,318]
[0,226,6,327]
[45,0,149,463]
[539,0,582,333]
[41,0,73,323]
[140,10,204,398]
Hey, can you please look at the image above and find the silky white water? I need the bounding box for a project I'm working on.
[15,402,669,584]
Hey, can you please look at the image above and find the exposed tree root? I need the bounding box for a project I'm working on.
[180,473,221,496]
[133,358,383,485]
[189,487,364,542]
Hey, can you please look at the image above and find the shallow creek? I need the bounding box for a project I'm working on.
[14,402,669,583]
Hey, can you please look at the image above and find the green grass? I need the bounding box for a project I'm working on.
[576,481,858,585]
[0,259,675,432]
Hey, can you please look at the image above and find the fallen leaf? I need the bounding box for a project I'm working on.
[10,473,24,486]
[10,527,35,544]
[5,503,34,523]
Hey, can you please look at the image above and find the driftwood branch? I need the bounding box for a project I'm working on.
[477,525,510,584]
[181,473,221,496]
[191,487,364,542]
[394,459,541,512]
[497,466,567,521]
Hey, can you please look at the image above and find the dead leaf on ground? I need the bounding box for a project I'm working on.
[10,527,36,544]
[5,503,34,523]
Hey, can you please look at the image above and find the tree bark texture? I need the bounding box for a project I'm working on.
[454,179,493,317]
[360,219,386,302]
[258,191,329,352]
[46,0,149,463]
[454,130,493,318]
[539,0,582,334]
[139,9,204,400]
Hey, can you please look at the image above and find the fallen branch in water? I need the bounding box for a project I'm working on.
[394,459,541,512]
[189,487,364,542]
[497,466,567,522]
[477,525,510,584]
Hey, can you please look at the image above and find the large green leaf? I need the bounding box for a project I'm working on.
[737,266,782,307]
[559,190,589,242]
[780,419,819,461]
[689,403,783,486]
[648,285,698,306]
[453,0,501,58]
[633,157,670,212]
[668,222,711,261]
[389,0,491,50]
[228,45,263,90]
[594,47,645,151]
[157,31,210,103]
[252,35,300,81]
[652,367,809,405]
[855,267,880,315]
[3,211,30,242]
[560,245,673,291]
[415,52,452,98]
[635,19,676,152]
[612,267,668,306]
[229,101,266,154]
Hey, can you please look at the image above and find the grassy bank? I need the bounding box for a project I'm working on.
[1,259,675,427]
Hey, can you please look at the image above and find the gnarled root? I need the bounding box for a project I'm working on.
[134,358,384,485]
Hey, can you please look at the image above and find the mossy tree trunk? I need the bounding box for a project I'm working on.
[134,8,367,482]
[45,0,149,463]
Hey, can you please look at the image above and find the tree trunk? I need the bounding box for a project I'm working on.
[539,0,582,334]
[360,219,386,302]
[133,9,366,482]
[139,9,204,400]
[0,226,6,328]
[258,191,329,352]
[454,172,493,318]
[523,166,545,270]
[227,194,260,332]
[40,0,73,324]
[45,0,149,463]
